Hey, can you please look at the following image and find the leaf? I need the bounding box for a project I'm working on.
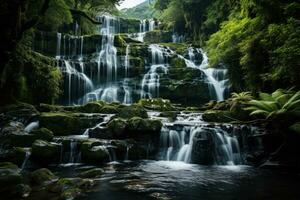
[282,91,300,110]
[250,110,269,117]
[259,93,274,101]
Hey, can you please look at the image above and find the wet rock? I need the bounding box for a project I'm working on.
[138,98,176,111]
[106,118,128,139]
[100,105,120,114]
[0,162,30,198]
[127,117,163,140]
[31,128,54,141]
[191,130,215,165]
[48,178,94,200]
[81,141,109,164]
[0,103,39,124]
[79,102,104,113]
[30,168,58,185]
[39,112,101,135]
[79,168,104,178]
[202,110,233,123]
[31,140,61,164]
[117,105,148,119]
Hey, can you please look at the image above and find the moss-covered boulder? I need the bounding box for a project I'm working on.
[31,140,61,164]
[0,162,30,198]
[99,105,120,114]
[138,98,176,111]
[38,104,64,112]
[127,117,162,140]
[30,168,58,185]
[0,103,39,124]
[79,102,104,113]
[81,141,109,164]
[202,110,233,123]
[79,168,104,178]
[117,105,148,119]
[39,112,99,135]
[106,118,128,139]
[48,178,94,200]
[114,34,127,47]
[31,128,54,141]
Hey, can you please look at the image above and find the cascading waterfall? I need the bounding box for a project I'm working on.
[69,140,79,163]
[184,48,229,101]
[24,121,39,133]
[158,113,244,165]
[21,149,31,170]
[141,44,169,98]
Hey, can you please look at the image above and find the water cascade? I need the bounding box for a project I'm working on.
[24,121,39,133]
[158,113,245,165]
[184,48,229,101]
[141,44,169,98]
[21,149,31,170]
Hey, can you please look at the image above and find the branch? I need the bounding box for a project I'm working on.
[70,9,102,25]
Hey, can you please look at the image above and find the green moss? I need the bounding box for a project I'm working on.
[39,112,90,135]
[117,105,148,119]
[106,118,128,138]
[114,34,126,47]
[159,43,188,54]
[202,110,233,123]
[138,98,176,111]
[79,102,104,113]
[100,105,119,114]
[79,168,104,178]
[30,168,57,185]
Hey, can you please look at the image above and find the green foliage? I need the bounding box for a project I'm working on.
[246,89,300,119]
[119,0,157,19]
[231,92,253,103]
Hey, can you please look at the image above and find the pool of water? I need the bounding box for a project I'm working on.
[71,160,300,200]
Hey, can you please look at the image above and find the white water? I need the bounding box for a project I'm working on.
[184,48,228,101]
[141,44,169,98]
[24,121,39,133]
[83,114,114,136]
[159,113,243,165]
[21,149,31,170]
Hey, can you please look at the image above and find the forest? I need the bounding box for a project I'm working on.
[0,0,300,199]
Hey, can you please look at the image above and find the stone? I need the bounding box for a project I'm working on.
[117,105,148,119]
[79,168,104,178]
[81,141,109,164]
[79,102,104,113]
[106,118,128,139]
[30,168,58,185]
[31,140,61,164]
[127,117,162,140]
[191,130,215,165]
[138,98,176,111]
[99,105,120,114]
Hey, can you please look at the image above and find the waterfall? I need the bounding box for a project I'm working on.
[158,113,245,165]
[21,149,31,171]
[141,44,169,99]
[24,121,39,133]
[124,44,130,77]
[83,114,114,136]
[69,140,78,163]
[56,33,62,59]
[182,48,229,101]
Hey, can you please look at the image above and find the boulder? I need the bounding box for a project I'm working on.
[31,128,54,141]
[30,168,58,185]
[191,130,215,165]
[39,112,100,135]
[138,98,176,111]
[81,141,109,164]
[31,140,61,164]
[202,110,233,123]
[117,105,148,119]
[127,117,162,140]
[0,103,39,124]
[100,105,120,114]
[78,102,104,113]
[79,168,104,178]
[0,162,30,198]
[106,118,128,139]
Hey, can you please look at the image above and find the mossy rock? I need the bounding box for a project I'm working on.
[30,168,57,185]
[100,105,120,114]
[81,141,109,164]
[79,102,104,113]
[127,117,162,140]
[39,112,92,135]
[31,128,54,141]
[31,140,61,164]
[0,103,39,123]
[114,35,126,47]
[202,110,233,123]
[38,104,64,112]
[106,118,128,139]
[117,105,148,119]
[138,98,176,111]
[289,122,300,134]
[78,168,104,178]
[159,111,179,121]
[144,30,172,43]
[0,162,29,198]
